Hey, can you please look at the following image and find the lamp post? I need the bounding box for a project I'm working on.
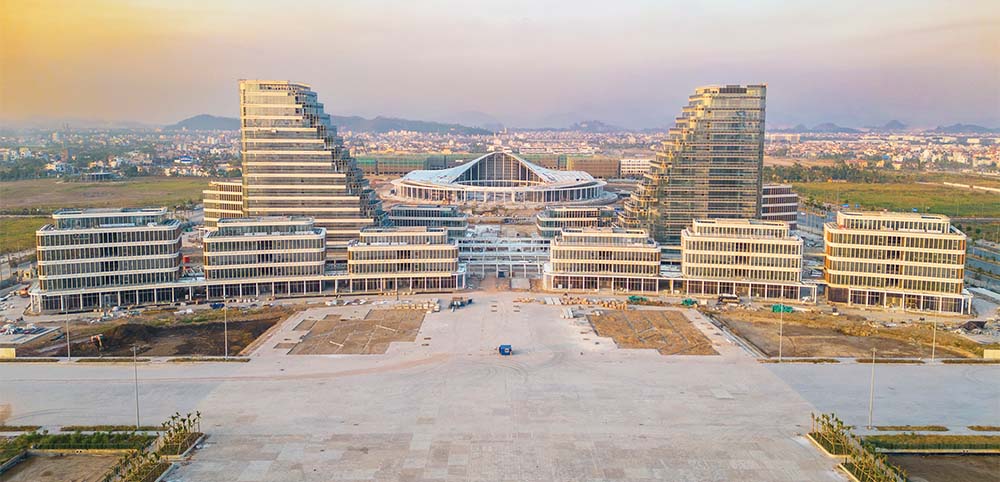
[867,347,876,429]
[65,319,71,361]
[930,320,937,361]
[223,305,229,359]
[132,346,140,430]
[778,308,784,362]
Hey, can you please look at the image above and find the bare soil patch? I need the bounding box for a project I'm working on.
[588,309,717,355]
[887,454,999,482]
[715,310,977,358]
[18,308,291,357]
[289,309,425,355]
[0,453,117,482]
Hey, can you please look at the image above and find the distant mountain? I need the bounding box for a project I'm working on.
[332,115,490,135]
[881,120,907,130]
[447,111,504,131]
[930,123,1000,134]
[167,114,491,135]
[810,122,861,134]
[166,114,239,131]
[569,120,625,133]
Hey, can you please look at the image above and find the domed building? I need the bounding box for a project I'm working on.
[390,151,614,206]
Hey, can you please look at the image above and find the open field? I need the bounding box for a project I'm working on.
[588,308,717,355]
[792,181,1000,218]
[887,454,999,482]
[0,177,214,213]
[16,308,290,357]
[715,310,984,358]
[0,217,48,255]
[0,453,118,482]
[289,309,425,355]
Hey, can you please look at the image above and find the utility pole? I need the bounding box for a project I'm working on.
[223,305,229,359]
[867,347,876,429]
[65,319,71,361]
[132,346,140,430]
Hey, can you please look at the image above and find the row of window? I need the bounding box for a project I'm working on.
[40,271,178,291]
[550,262,659,276]
[348,262,458,275]
[827,246,964,264]
[38,230,180,247]
[207,265,324,280]
[37,244,181,261]
[683,266,800,283]
[826,232,964,251]
[349,248,457,262]
[827,260,962,280]
[551,249,659,263]
[205,252,325,266]
[683,253,801,268]
[38,257,179,276]
[827,274,962,294]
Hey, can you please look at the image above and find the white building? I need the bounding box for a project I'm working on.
[543,228,662,294]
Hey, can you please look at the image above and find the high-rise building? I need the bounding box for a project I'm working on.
[824,211,971,314]
[239,80,385,263]
[622,84,767,253]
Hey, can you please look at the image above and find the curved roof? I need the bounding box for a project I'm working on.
[401,152,596,187]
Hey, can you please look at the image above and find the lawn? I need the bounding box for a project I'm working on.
[793,181,1000,218]
[0,216,49,254]
[0,177,215,213]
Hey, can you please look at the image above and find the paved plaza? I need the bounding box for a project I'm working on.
[2,292,998,481]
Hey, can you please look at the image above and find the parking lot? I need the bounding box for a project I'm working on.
[3,291,998,481]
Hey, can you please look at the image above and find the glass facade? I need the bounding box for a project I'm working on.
[239,80,385,263]
[622,85,767,247]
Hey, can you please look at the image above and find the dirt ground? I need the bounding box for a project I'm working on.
[887,454,1000,482]
[0,453,117,482]
[714,310,975,358]
[289,309,425,355]
[588,309,717,355]
[18,309,291,357]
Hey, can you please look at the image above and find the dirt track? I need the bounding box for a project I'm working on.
[289,309,425,355]
[0,453,117,482]
[588,309,717,356]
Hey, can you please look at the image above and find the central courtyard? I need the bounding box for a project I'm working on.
[3,293,997,481]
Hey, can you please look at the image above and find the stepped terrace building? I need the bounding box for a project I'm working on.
[761,184,799,230]
[543,228,663,294]
[680,219,815,301]
[391,151,614,206]
[387,204,468,239]
[622,85,767,252]
[203,217,326,298]
[330,227,465,294]
[535,206,617,238]
[239,80,385,263]
[31,208,189,313]
[202,181,244,230]
[824,211,971,314]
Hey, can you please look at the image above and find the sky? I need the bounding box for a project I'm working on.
[1,0,998,129]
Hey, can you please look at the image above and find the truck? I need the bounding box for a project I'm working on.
[209,302,226,310]
[498,344,512,356]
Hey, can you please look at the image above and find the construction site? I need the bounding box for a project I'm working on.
[587,309,717,356]
[287,307,428,355]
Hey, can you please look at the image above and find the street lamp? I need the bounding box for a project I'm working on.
[778,308,784,362]
[867,347,876,429]
[65,319,71,361]
[132,346,140,430]
[930,320,937,361]
[223,305,229,359]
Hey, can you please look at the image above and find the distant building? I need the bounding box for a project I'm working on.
[392,151,613,206]
[761,184,799,230]
[332,227,465,293]
[565,157,620,179]
[387,204,468,239]
[358,157,429,176]
[619,158,652,178]
[824,211,971,314]
[202,181,244,230]
[535,206,617,238]
[32,208,187,313]
[680,219,815,301]
[204,217,326,298]
[458,226,551,277]
[239,80,385,263]
[543,228,662,294]
[623,84,767,252]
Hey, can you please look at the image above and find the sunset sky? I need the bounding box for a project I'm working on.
[2,0,998,129]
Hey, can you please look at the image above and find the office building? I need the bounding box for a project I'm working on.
[761,184,799,230]
[202,180,244,230]
[31,208,188,313]
[824,211,971,314]
[680,219,815,301]
[458,226,551,277]
[387,204,468,239]
[543,228,662,294]
[239,80,385,263]
[331,227,465,293]
[622,85,767,252]
[565,157,620,179]
[619,158,652,178]
[535,206,617,238]
[203,217,326,298]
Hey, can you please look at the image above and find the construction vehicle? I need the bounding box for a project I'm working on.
[681,298,697,307]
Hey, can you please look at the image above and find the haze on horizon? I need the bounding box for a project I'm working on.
[1,0,998,130]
